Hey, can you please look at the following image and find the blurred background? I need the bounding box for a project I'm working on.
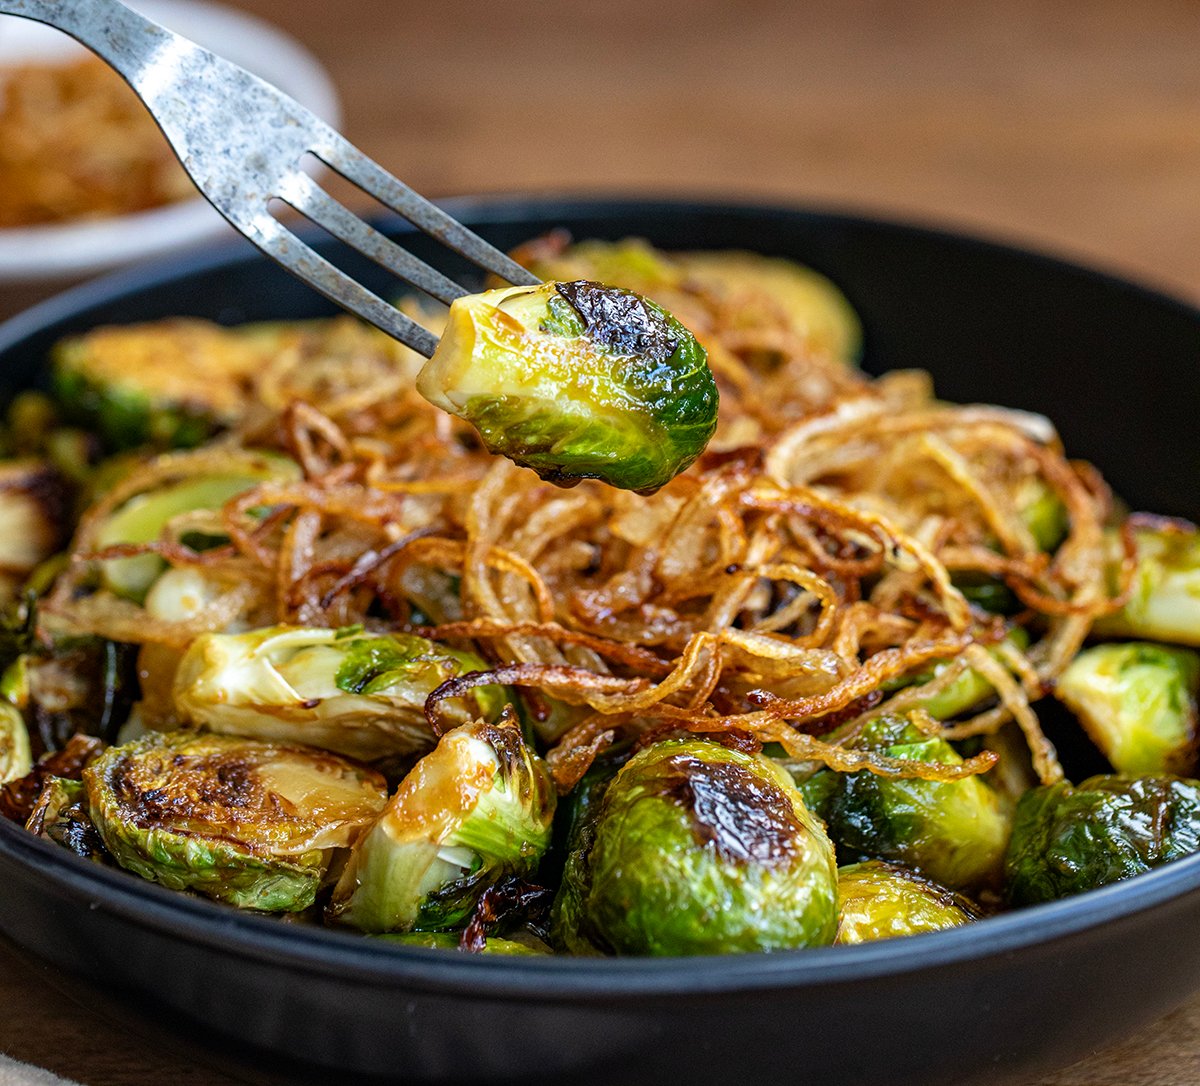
[2,0,1200,308]
[2,0,1200,1083]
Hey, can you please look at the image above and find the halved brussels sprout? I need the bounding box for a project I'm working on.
[173,625,508,761]
[24,776,106,860]
[1004,774,1200,905]
[94,450,299,600]
[2,637,138,752]
[327,711,556,933]
[1056,642,1199,776]
[416,280,718,494]
[374,931,549,955]
[1095,521,1200,646]
[553,739,838,956]
[0,700,31,785]
[84,730,388,911]
[890,628,1029,721]
[0,459,70,605]
[52,320,267,450]
[801,715,1012,894]
[835,860,977,944]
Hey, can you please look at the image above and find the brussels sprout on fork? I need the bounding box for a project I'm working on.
[417,280,718,494]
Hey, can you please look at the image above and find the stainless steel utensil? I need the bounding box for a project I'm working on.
[0,0,538,356]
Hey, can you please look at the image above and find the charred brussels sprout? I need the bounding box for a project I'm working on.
[375,931,548,955]
[416,281,718,493]
[327,712,555,933]
[516,238,863,365]
[173,625,508,761]
[1004,774,1200,905]
[1096,522,1200,646]
[835,860,977,944]
[801,715,1011,894]
[553,739,837,956]
[1056,642,1199,776]
[84,730,388,911]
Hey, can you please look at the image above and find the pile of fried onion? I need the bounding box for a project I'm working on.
[42,251,1137,794]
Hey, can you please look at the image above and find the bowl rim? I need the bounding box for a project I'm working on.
[3,192,1200,1001]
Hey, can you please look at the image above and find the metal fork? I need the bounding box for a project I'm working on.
[0,0,539,357]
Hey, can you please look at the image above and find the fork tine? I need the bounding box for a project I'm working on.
[309,133,541,288]
[255,217,440,357]
[277,174,470,307]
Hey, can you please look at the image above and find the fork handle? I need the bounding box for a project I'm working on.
[0,0,177,90]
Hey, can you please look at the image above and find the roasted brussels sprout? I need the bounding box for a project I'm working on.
[1096,521,1200,646]
[24,776,107,859]
[52,315,425,451]
[84,730,388,911]
[51,319,266,450]
[801,715,1011,894]
[552,739,838,956]
[416,280,718,493]
[0,459,71,605]
[374,931,548,955]
[835,860,977,944]
[516,238,863,365]
[1,634,139,753]
[94,450,299,600]
[173,625,508,761]
[1056,642,1199,776]
[674,251,863,363]
[1004,774,1200,905]
[0,699,31,784]
[327,711,555,933]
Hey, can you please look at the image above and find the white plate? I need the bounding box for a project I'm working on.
[0,0,341,283]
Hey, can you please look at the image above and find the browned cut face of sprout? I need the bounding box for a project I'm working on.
[34,236,1131,799]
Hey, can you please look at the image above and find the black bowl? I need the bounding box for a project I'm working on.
[1,197,1199,1086]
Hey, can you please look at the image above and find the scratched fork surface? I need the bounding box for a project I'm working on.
[0,0,538,355]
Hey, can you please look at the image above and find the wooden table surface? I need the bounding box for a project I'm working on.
[4,0,1200,1082]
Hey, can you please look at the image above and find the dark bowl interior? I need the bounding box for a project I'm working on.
[1,197,1199,1086]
